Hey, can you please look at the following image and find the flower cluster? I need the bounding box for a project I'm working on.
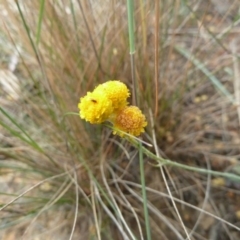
[78,80,147,137]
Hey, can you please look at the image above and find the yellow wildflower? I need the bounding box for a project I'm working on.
[78,81,147,138]
[78,90,113,124]
[94,80,130,111]
[113,106,147,137]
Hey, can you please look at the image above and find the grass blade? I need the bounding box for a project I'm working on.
[175,45,235,104]
[0,107,42,151]
[139,142,152,240]
[36,0,45,45]
[127,0,138,105]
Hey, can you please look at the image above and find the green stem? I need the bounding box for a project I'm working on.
[127,0,138,105]
[127,0,135,54]
[132,140,240,182]
[36,0,45,45]
[139,142,152,240]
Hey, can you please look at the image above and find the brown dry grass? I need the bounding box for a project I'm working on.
[1,1,240,239]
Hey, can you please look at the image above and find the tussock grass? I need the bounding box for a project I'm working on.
[1,0,240,239]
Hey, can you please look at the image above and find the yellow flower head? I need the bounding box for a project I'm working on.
[113,106,147,137]
[94,80,130,111]
[78,90,113,124]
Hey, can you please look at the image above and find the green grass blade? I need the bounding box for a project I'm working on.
[0,107,42,151]
[15,1,39,60]
[127,0,135,54]
[36,0,45,45]
[127,0,138,105]
[0,119,32,146]
[175,45,235,104]
[139,142,152,240]
[137,141,240,182]
[70,0,83,68]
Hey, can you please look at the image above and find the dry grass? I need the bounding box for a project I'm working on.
[1,0,240,239]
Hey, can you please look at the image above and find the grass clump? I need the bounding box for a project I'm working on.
[1,1,240,239]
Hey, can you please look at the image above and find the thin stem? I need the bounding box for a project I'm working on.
[154,0,159,117]
[76,0,104,74]
[127,0,135,54]
[130,139,240,182]
[127,0,138,105]
[149,109,190,239]
[130,55,138,105]
[139,142,152,240]
[104,123,240,182]
[36,0,45,45]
